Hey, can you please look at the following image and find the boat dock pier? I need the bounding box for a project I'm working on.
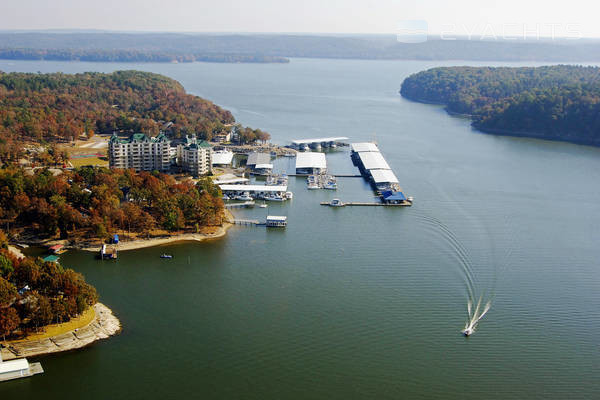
[349,142,413,205]
[320,201,412,207]
[233,219,260,225]
[225,201,255,209]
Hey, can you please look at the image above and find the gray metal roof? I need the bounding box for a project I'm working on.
[247,152,271,166]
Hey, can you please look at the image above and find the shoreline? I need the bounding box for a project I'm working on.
[1,303,121,361]
[81,209,234,252]
[402,94,600,148]
[15,209,234,253]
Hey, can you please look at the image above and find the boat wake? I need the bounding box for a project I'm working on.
[462,297,491,336]
[415,211,517,337]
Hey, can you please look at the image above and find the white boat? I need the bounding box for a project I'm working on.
[222,194,230,200]
[234,192,253,201]
[285,191,293,199]
[265,194,286,202]
[330,143,337,148]
[283,153,296,157]
[462,327,473,336]
[259,203,268,208]
[329,198,344,207]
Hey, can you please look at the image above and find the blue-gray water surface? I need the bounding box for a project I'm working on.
[0,58,599,399]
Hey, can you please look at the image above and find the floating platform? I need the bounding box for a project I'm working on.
[320,201,412,207]
[0,360,44,382]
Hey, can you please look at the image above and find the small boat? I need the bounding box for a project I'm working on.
[407,196,414,202]
[160,254,173,259]
[283,153,296,157]
[285,191,293,199]
[222,194,230,200]
[234,192,253,201]
[462,327,473,336]
[329,198,344,207]
[259,203,268,208]
[265,194,286,202]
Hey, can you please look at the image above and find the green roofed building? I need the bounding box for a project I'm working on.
[177,135,213,177]
[109,133,170,172]
[42,255,59,263]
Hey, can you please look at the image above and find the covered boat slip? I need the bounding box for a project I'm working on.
[246,152,271,166]
[295,152,327,174]
[290,137,348,149]
[211,150,234,166]
[350,142,379,153]
[0,357,44,382]
[219,184,288,197]
[357,151,391,172]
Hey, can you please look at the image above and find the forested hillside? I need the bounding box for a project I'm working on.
[0,70,236,160]
[0,233,98,339]
[2,33,600,62]
[400,65,600,146]
[0,167,224,241]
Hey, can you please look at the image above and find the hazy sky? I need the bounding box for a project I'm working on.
[2,0,598,38]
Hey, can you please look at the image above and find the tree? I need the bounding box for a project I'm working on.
[0,307,20,340]
[0,254,13,278]
[0,276,16,307]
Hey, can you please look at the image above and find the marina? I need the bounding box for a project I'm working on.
[295,152,327,174]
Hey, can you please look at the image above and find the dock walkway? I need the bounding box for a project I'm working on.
[320,201,412,207]
[233,219,260,225]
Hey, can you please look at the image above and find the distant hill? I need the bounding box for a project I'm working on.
[1,32,600,63]
[400,65,600,147]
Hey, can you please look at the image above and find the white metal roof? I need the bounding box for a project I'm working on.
[358,152,391,170]
[219,184,287,192]
[291,137,349,145]
[213,177,249,185]
[295,152,327,169]
[0,358,29,374]
[350,142,379,153]
[266,216,287,221]
[370,169,399,184]
[211,151,233,165]
[254,163,273,169]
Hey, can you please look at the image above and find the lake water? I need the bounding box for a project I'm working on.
[1,59,599,399]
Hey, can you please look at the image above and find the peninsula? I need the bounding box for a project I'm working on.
[400,65,600,147]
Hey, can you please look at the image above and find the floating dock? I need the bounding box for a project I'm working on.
[290,137,349,150]
[349,142,412,204]
[320,201,412,207]
[0,357,43,382]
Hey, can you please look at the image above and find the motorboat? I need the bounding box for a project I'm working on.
[234,192,253,201]
[285,191,293,199]
[160,254,173,259]
[222,194,230,200]
[265,194,286,202]
[462,327,473,336]
[329,198,344,207]
[259,203,268,208]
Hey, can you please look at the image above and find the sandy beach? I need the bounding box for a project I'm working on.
[1,303,121,361]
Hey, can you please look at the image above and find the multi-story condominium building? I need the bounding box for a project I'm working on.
[178,135,212,177]
[109,133,171,172]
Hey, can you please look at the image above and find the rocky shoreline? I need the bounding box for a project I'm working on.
[1,303,121,361]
